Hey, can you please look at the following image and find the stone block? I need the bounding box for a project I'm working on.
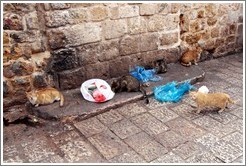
[205,4,217,18]
[158,3,171,15]
[109,119,141,139]
[229,24,236,34]
[49,48,78,72]
[185,33,202,45]
[171,3,181,13]
[172,141,203,160]
[131,113,169,136]
[108,6,119,20]
[120,35,140,55]
[211,27,220,38]
[89,6,108,21]
[140,33,158,52]
[65,23,102,46]
[197,10,205,18]
[3,78,13,97]
[76,43,100,65]
[119,5,139,18]
[180,3,192,12]
[190,19,205,33]
[103,19,127,39]
[3,44,23,63]
[109,56,131,78]
[128,17,147,35]
[57,67,86,90]
[99,40,119,62]
[207,17,217,26]
[88,130,129,160]
[116,103,147,118]
[45,10,70,28]
[3,60,34,78]
[10,30,40,43]
[3,13,23,30]
[74,117,107,138]
[237,23,243,35]
[166,117,206,140]
[85,62,109,80]
[31,71,48,88]
[147,15,165,32]
[149,107,179,123]
[236,36,243,49]
[3,3,15,11]
[109,150,146,163]
[155,130,187,150]
[50,3,70,10]
[10,76,31,93]
[220,26,229,37]
[68,8,87,24]
[238,15,243,23]
[96,110,123,126]
[12,3,36,12]
[26,11,39,30]
[226,35,236,43]
[160,32,179,46]
[140,3,157,16]
[151,152,185,163]
[47,30,67,50]
[3,32,9,45]
[180,14,189,34]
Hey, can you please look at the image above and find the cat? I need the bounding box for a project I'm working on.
[180,46,203,67]
[110,75,149,104]
[189,91,235,113]
[26,87,64,107]
[145,58,168,74]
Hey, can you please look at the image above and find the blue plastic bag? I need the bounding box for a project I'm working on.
[153,81,193,103]
[130,66,162,83]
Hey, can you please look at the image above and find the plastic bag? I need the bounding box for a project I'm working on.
[81,79,115,103]
[198,85,209,93]
[130,66,162,83]
[153,81,193,103]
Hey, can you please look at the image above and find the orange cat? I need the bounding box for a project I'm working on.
[180,46,203,67]
[189,91,235,113]
[26,87,64,107]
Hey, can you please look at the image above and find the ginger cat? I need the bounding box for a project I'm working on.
[180,46,203,67]
[189,91,235,113]
[26,87,64,107]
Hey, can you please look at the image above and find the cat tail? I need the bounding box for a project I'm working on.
[139,85,149,104]
[180,62,191,67]
[59,93,64,107]
[226,95,237,104]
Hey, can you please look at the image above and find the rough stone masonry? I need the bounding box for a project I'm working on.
[3,3,243,110]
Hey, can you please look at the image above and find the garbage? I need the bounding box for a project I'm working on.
[153,81,194,103]
[129,66,162,83]
[198,85,209,93]
[81,79,115,103]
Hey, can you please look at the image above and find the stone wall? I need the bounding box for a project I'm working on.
[3,3,243,109]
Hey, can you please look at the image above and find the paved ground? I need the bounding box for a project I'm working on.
[2,53,244,164]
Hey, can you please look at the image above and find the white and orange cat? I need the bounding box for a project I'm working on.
[180,46,203,67]
[26,87,64,107]
[189,91,235,113]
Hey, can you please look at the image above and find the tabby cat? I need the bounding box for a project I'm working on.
[146,58,168,74]
[26,87,64,107]
[110,75,149,104]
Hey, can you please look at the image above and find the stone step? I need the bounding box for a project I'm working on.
[26,63,205,122]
